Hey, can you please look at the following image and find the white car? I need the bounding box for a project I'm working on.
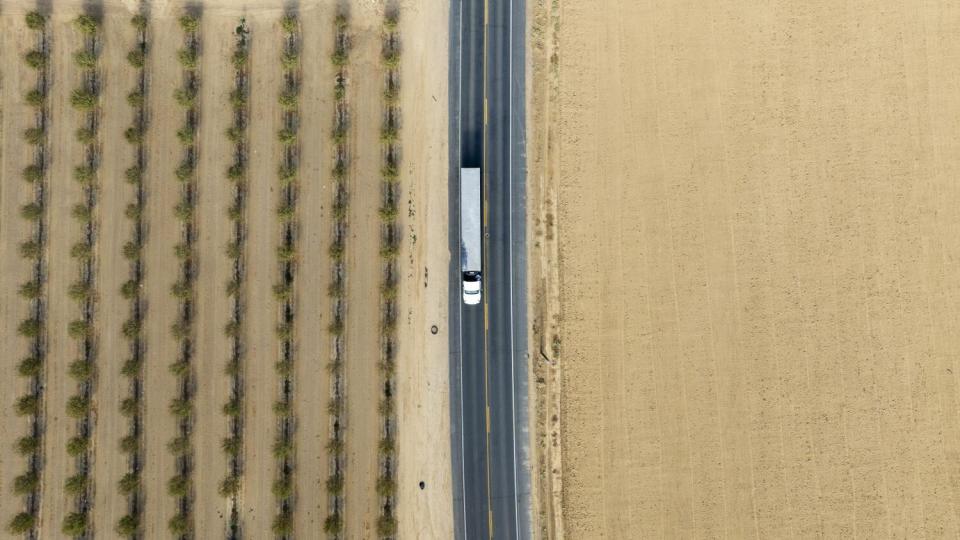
[462,277,482,305]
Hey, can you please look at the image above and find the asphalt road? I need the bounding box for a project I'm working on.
[448,0,530,539]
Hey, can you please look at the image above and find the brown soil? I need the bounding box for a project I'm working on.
[0,2,455,538]
[540,0,960,538]
[342,5,385,536]
[293,3,335,535]
[0,9,37,528]
[141,8,186,536]
[91,7,137,535]
[190,13,235,534]
[393,1,455,538]
[241,11,282,537]
[40,10,85,534]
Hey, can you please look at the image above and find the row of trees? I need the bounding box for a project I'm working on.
[272,13,302,538]
[375,9,402,538]
[61,12,103,537]
[167,12,201,536]
[324,10,351,537]
[115,12,150,538]
[9,10,50,536]
[218,17,249,538]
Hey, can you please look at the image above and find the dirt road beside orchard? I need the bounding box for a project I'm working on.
[40,9,84,534]
[0,10,37,529]
[543,0,960,538]
[141,8,185,536]
[393,1,455,538]
[91,8,137,536]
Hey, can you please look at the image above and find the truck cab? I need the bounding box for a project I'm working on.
[462,271,482,305]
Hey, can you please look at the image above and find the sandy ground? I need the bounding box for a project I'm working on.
[91,7,137,536]
[0,10,37,530]
[545,0,960,538]
[342,5,387,537]
[293,4,334,536]
[141,10,185,536]
[241,11,282,537]
[39,9,85,535]
[392,1,455,538]
[0,2,455,538]
[190,12,235,535]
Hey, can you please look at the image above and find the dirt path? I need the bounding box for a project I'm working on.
[392,1,455,538]
[140,10,185,537]
[0,9,37,528]
[91,8,137,536]
[551,0,960,537]
[39,9,84,534]
[241,13,281,537]
[293,4,333,535]
[191,13,235,535]
[342,7,385,537]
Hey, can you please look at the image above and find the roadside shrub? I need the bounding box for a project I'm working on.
[16,394,40,417]
[71,88,98,110]
[127,90,144,107]
[173,87,197,107]
[119,397,139,417]
[281,50,299,70]
[173,200,194,220]
[167,435,190,455]
[73,164,96,184]
[72,203,92,223]
[17,317,41,337]
[272,476,293,498]
[176,127,195,145]
[18,280,41,299]
[121,358,142,378]
[271,438,293,458]
[70,242,92,261]
[120,317,141,338]
[278,90,298,110]
[272,400,292,418]
[277,127,298,145]
[325,473,344,495]
[232,49,248,69]
[169,359,190,376]
[222,397,241,417]
[376,474,396,496]
[221,436,241,456]
[171,319,190,339]
[175,161,195,182]
[124,126,144,144]
[323,513,343,534]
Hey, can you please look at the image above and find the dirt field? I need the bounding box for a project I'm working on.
[0,1,452,538]
[535,0,960,538]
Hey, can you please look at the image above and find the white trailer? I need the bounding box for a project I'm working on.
[460,167,482,305]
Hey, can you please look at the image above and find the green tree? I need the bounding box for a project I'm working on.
[116,514,139,536]
[15,394,39,416]
[13,470,39,495]
[62,512,88,536]
[74,14,99,35]
[64,472,89,495]
[167,473,190,496]
[66,395,91,418]
[8,512,35,534]
[24,50,47,69]
[178,14,199,33]
[167,512,189,535]
[22,164,43,183]
[66,435,89,457]
[131,14,148,31]
[25,89,44,107]
[127,49,145,68]
[73,50,97,69]
[23,127,44,145]
[25,11,46,31]
[15,435,40,456]
[118,472,140,494]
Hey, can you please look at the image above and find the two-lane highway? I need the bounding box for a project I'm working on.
[449,0,530,538]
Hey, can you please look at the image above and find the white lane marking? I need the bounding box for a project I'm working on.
[457,3,469,539]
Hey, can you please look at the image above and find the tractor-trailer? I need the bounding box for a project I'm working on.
[461,167,482,305]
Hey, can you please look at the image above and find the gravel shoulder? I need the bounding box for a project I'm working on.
[393,1,455,538]
[91,8,137,536]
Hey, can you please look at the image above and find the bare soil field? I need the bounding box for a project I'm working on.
[0,1,452,538]
[534,0,960,538]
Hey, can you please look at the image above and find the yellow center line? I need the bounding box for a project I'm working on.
[481,0,494,538]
